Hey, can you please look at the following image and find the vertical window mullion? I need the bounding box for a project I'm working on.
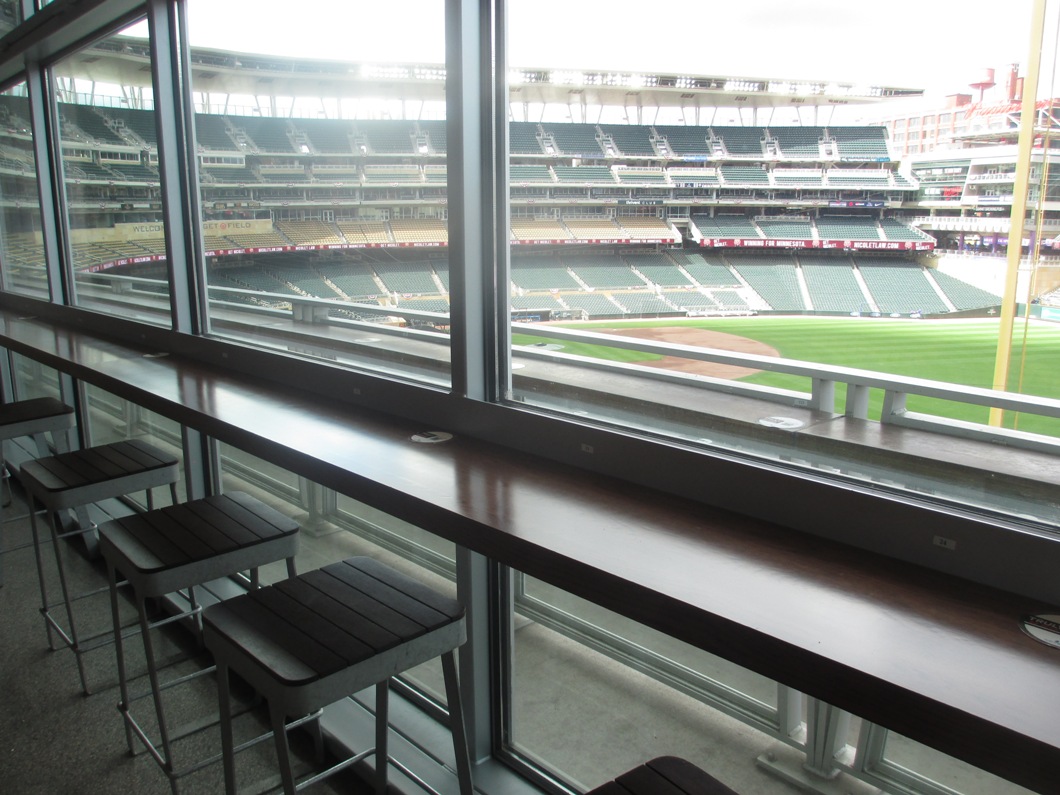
[147,0,204,335]
[446,0,500,403]
[25,62,70,304]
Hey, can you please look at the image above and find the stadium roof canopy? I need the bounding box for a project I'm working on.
[49,37,923,116]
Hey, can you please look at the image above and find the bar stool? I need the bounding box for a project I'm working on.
[202,556,474,795]
[22,438,180,693]
[587,756,739,795]
[98,491,300,795]
[0,397,76,586]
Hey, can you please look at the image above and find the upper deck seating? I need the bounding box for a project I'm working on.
[510,122,543,155]
[363,165,422,184]
[563,217,623,240]
[259,166,309,183]
[356,120,416,154]
[106,106,158,147]
[108,162,159,182]
[390,218,448,244]
[552,165,615,183]
[856,257,947,313]
[423,165,447,184]
[543,123,604,157]
[829,126,890,160]
[654,125,712,157]
[0,94,31,131]
[826,169,891,187]
[600,124,656,156]
[691,215,760,238]
[816,216,881,240]
[194,114,238,150]
[614,167,667,184]
[772,169,823,187]
[63,160,118,181]
[616,216,674,239]
[511,218,572,241]
[296,118,355,154]
[879,219,932,241]
[510,164,553,183]
[274,220,344,246]
[238,117,296,153]
[59,103,125,145]
[712,126,765,157]
[720,165,770,185]
[757,218,814,240]
[770,126,824,159]
[224,230,290,249]
[669,168,720,187]
[335,221,390,244]
[417,120,447,154]
[201,165,259,184]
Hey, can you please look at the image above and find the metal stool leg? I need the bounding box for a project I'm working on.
[271,702,298,795]
[442,650,474,795]
[136,592,180,795]
[376,679,389,795]
[108,561,137,754]
[217,661,238,795]
[40,507,91,693]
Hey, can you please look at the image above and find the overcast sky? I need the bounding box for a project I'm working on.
[176,1,1058,120]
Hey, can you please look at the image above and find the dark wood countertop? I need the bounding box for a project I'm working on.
[1,310,1057,793]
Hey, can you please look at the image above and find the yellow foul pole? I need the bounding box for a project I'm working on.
[990,0,1048,426]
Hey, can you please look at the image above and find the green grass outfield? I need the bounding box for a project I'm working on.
[512,316,1060,435]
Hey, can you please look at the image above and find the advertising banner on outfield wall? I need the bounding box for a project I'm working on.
[703,238,934,251]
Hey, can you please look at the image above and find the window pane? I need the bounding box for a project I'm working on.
[505,1,1059,533]
[187,1,450,388]
[510,572,783,791]
[876,730,1035,795]
[0,82,48,299]
[51,22,171,325]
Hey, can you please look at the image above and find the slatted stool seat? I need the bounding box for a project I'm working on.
[202,556,474,795]
[22,438,180,693]
[587,756,739,795]
[0,397,75,586]
[98,491,300,795]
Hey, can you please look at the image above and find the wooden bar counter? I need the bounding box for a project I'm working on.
[0,309,1057,793]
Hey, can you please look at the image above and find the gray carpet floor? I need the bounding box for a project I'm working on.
[0,488,370,795]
